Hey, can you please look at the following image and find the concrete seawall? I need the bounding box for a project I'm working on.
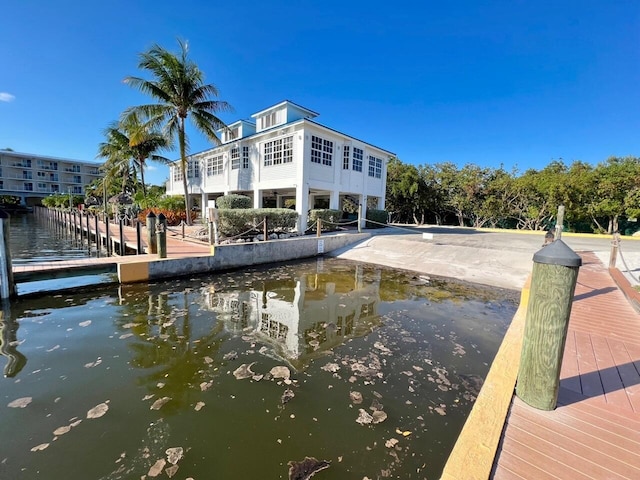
[118,232,370,283]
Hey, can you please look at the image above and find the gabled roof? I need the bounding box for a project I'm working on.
[250,100,319,119]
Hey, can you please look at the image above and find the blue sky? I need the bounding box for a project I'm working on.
[1,1,638,185]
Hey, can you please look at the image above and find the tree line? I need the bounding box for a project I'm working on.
[386,156,640,235]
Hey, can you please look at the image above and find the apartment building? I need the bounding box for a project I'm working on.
[0,150,102,206]
[166,101,393,231]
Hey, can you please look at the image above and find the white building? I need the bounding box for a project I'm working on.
[166,101,393,231]
[0,150,102,206]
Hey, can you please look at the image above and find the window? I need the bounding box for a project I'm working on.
[353,147,363,172]
[0,180,3,189]
[368,156,382,178]
[261,112,277,129]
[263,136,293,166]
[52,184,59,192]
[37,171,47,178]
[231,148,240,170]
[343,145,350,169]
[311,135,333,166]
[24,182,33,191]
[207,155,223,176]
[23,170,32,179]
[187,160,199,178]
[73,175,82,183]
[173,166,183,182]
[37,182,47,191]
[228,127,239,141]
[242,146,249,168]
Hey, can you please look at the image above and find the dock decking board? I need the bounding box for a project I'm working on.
[493,252,640,479]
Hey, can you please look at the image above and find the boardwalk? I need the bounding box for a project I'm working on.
[492,252,640,479]
[13,218,212,282]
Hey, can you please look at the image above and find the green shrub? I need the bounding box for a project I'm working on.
[308,209,342,231]
[366,209,388,228]
[216,194,252,209]
[218,208,298,238]
[157,195,188,211]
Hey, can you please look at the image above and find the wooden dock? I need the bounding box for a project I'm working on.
[13,215,211,283]
[443,251,640,479]
[492,252,640,479]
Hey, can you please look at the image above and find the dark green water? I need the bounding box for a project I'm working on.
[0,258,517,479]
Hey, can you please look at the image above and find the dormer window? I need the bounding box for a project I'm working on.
[261,112,277,130]
[228,127,239,141]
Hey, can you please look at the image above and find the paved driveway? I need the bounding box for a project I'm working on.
[329,226,640,290]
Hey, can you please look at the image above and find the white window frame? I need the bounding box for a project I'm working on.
[368,155,382,179]
[242,146,249,169]
[311,135,333,166]
[207,155,224,176]
[263,136,293,167]
[231,148,240,170]
[353,147,363,172]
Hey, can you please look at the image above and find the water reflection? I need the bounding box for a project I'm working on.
[0,258,517,480]
[203,261,381,366]
[0,302,27,377]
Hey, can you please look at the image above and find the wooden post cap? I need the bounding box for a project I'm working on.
[533,239,582,267]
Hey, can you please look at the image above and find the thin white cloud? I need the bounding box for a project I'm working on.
[0,92,15,102]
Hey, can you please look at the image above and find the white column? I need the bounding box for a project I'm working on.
[329,190,340,210]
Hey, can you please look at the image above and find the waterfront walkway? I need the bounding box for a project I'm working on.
[443,250,640,479]
[12,220,211,282]
[491,252,640,479]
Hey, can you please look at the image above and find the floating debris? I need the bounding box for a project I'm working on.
[373,342,391,355]
[233,363,256,380]
[200,381,213,391]
[30,443,49,452]
[270,366,291,381]
[356,409,373,425]
[194,402,205,411]
[53,425,71,436]
[79,320,91,327]
[371,410,387,424]
[349,391,363,404]
[165,447,184,465]
[287,456,331,480]
[385,438,399,448]
[150,397,171,410]
[320,363,340,373]
[119,333,133,340]
[147,458,166,477]
[8,397,32,408]
[84,358,102,368]
[165,464,179,478]
[223,351,238,361]
[281,389,295,404]
[87,402,109,419]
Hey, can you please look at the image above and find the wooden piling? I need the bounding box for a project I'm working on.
[0,210,16,299]
[516,240,581,410]
[146,212,157,254]
[157,213,167,258]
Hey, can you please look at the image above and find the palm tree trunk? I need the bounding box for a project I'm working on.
[179,118,191,226]
[139,156,147,197]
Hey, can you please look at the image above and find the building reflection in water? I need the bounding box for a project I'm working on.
[202,260,381,365]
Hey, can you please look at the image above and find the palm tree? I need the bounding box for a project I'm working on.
[97,117,170,198]
[97,123,137,197]
[121,112,171,197]
[123,39,232,225]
